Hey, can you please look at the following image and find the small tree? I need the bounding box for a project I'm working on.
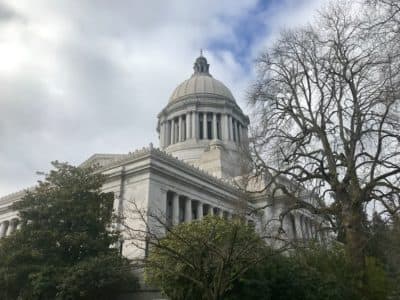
[145,216,268,300]
[0,162,137,300]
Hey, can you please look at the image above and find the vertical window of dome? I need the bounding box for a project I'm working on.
[237,122,241,143]
[216,113,221,140]
[232,118,237,142]
[199,113,204,139]
[168,120,172,145]
[207,113,213,139]
[182,115,186,141]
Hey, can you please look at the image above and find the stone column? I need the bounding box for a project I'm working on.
[178,116,183,142]
[192,112,197,139]
[212,113,217,139]
[209,205,214,216]
[306,219,311,239]
[165,121,170,146]
[172,193,180,225]
[222,114,229,140]
[186,112,191,140]
[243,126,249,145]
[6,221,13,236]
[159,122,164,148]
[170,119,175,145]
[185,198,192,222]
[229,116,233,142]
[218,208,223,218]
[197,201,203,220]
[0,222,6,238]
[203,113,208,139]
[6,221,14,236]
[295,215,302,239]
[310,221,315,238]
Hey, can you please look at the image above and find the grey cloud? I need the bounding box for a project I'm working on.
[0,0,323,196]
[0,1,22,23]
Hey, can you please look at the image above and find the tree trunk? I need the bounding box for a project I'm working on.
[342,200,367,275]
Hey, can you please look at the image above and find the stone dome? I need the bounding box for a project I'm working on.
[169,54,236,103]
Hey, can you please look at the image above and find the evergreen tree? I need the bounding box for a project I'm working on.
[0,162,137,300]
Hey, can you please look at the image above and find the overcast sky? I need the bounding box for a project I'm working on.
[0,0,327,196]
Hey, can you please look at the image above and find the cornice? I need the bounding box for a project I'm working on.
[157,96,248,122]
[96,144,243,194]
[0,145,247,208]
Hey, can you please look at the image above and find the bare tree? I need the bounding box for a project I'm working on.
[249,1,400,278]
[119,199,291,300]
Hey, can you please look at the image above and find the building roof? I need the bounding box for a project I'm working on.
[169,54,236,104]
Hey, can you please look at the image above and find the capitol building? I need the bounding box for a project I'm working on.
[0,54,321,260]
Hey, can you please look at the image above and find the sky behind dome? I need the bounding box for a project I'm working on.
[0,0,326,196]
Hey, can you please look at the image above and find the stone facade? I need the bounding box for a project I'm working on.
[0,54,325,298]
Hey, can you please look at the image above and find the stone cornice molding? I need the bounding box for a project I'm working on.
[96,144,244,195]
[0,146,254,210]
[158,96,248,124]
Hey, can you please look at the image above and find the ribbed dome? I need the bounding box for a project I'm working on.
[169,75,236,103]
[169,53,236,103]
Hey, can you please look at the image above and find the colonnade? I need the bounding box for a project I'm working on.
[160,111,247,147]
[298,215,322,240]
[165,191,234,227]
[0,218,20,238]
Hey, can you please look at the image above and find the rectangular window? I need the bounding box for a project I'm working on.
[232,119,236,142]
[207,113,212,139]
[237,122,241,143]
[199,113,204,139]
[182,116,186,141]
[175,118,179,143]
[216,114,221,140]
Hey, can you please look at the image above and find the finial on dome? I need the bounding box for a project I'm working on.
[193,50,210,76]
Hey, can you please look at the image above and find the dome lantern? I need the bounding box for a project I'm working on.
[193,50,210,76]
